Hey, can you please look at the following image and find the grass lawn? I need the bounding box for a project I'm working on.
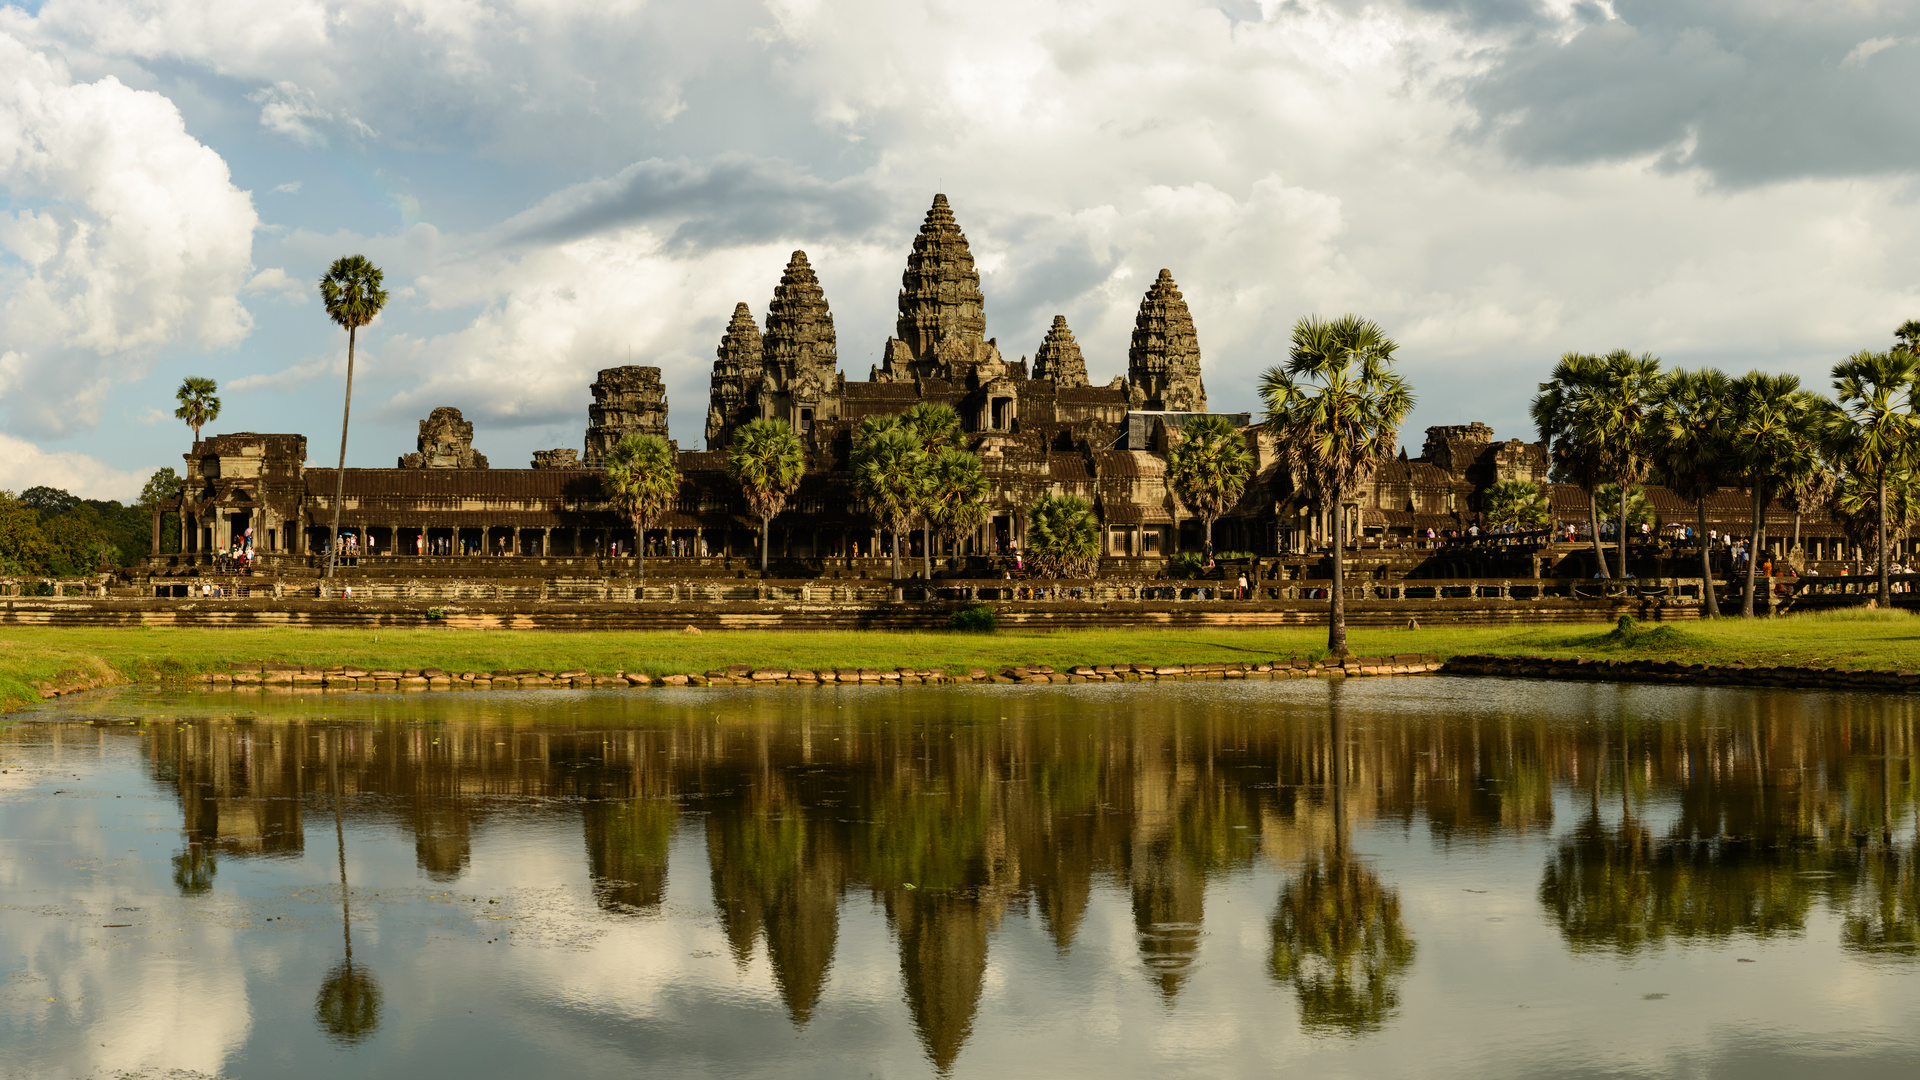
[3,609,1918,711]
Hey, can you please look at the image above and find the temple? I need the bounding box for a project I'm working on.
[139,193,1892,594]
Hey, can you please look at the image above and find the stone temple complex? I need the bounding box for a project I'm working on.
[129,193,1890,614]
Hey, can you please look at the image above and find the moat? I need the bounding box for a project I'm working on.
[3,678,1918,1078]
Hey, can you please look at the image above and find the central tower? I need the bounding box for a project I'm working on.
[874,194,1004,383]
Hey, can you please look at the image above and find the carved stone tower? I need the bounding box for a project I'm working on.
[875,194,1003,383]
[399,407,488,469]
[1031,316,1089,388]
[584,366,669,465]
[1127,269,1206,412]
[762,252,838,389]
[706,302,764,449]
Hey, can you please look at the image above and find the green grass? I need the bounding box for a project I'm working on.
[4,612,1919,710]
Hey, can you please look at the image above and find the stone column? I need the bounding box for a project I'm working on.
[150,505,162,556]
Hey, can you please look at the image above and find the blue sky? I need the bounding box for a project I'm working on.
[4,0,1920,498]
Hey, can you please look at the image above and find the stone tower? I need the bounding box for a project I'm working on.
[875,194,1004,383]
[761,251,838,390]
[399,407,488,469]
[1031,315,1089,388]
[1127,269,1206,412]
[584,366,669,465]
[706,302,764,449]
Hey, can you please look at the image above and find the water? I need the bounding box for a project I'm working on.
[2,677,1918,1079]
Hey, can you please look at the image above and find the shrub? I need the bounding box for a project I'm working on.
[950,605,997,633]
[1167,553,1206,580]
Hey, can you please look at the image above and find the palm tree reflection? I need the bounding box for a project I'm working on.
[316,731,382,1044]
[171,843,217,895]
[1269,684,1415,1034]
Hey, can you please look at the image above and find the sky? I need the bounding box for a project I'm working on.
[3,0,1919,500]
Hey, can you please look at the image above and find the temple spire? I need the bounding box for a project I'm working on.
[1127,269,1206,412]
[896,193,986,363]
[763,251,838,389]
[1032,315,1089,389]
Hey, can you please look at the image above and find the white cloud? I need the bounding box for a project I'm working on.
[241,266,307,302]
[272,180,301,194]
[0,27,259,437]
[0,433,152,500]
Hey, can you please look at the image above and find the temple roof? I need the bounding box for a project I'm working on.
[1128,269,1206,411]
[896,194,986,361]
[764,251,837,383]
[1032,315,1089,389]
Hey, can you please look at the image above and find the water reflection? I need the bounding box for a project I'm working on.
[24,681,1920,1073]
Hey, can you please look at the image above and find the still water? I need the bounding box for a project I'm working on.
[2,678,1919,1079]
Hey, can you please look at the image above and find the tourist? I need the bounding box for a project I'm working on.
[1237,571,1249,599]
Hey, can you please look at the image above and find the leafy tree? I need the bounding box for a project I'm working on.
[1259,315,1415,657]
[139,468,182,506]
[1780,464,1835,559]
[17,486,79,515]
[603,433,680,580]
[900,403,964,578]
[1727,373,1822,617]
[1825,348,1920,607]
[174,376,220,447]
[852,426,927,587]
[319,255,388,578]
[1577,350,1666,579]
[726,419,807,574]
[0,490,54,575]
[1532,353,1614,577]
[925,449,990,572]
[1480,479,1550,531]
[1655,369,1733,617]
[43,505,116,574]
[139,467,184,555]
[1593,483,1654,532]
[1166,414,1254,552]
[1833,468,1920,564]
[1026,494,1100,578]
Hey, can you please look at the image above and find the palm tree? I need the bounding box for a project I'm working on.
[1480,479,1550,531]
[1655,368,1733,618]
[852,425,927,588]
[1532,353,1613,577]
[1593,483,1654,534]
[1577,350,1666,580]
[726,419,806,574]
[317,736,381,1043]
[925,449,990,571]
[1827,349,1920,607]
[318,256,388,579]
[1259,315,1415,657]
[173,377,220,448]
[1166,414,1255,554]
[1727,373,1821,617]
[1834,468,1920,566]
[1780,464,1835,561]
[603,433,679,580]
[1027,494,1100,578]
[900,403,964,578]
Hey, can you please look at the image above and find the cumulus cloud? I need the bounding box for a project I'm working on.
[0,433,151,500]
[0,27,258,437]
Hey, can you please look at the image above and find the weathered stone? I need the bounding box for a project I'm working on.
[399,407,489,469]
[706,303,766,449]
[530,448,579,469]
[1128,269,1206,412]
[584,366,669,465]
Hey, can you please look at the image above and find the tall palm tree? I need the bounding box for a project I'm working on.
[1727,373,1820,617]
[1480,479,1550,531]
[1166,414,1255,554]
[1781,464,1836,559]
[318,256,388,579]
[1827,349,1920,607]
[726,419,806,574]
[1577,350,1666,580]
[603,433,679,581]
[900,402,964,578]
[1655,368,1732,618]
[1532,353,1613,577]
[1027,494,1101,578]
[316,735,381,1043]
[1259,315,1415,657]
[852,426,928,589]
[173,377,220,448]
[925,449,990,571]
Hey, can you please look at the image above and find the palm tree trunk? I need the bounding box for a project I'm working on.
[1696,499,1718,619]
[760,514,770,574]
[1743,486,1764,618]
[891,521,902,581]
[1616,483,1630,581]
[325,325,356,580]
[635,515,646,581]
[922,521,932,582]
[1878,466,1891,607]
[1328,486,1348,657]
[1587,490,1610,578]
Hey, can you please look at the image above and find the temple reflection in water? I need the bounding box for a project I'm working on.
[132,685,1919,1069]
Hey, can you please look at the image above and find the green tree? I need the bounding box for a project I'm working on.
[603,433,680,581]
[17,486,79,515]
[173,376,220,448]
[0,490,54,575]
[318,255,389,579]
[139,468,182,506]
[1577,350,1666,579]
[852,426,927,588]
[1833,468,1920,564]
[1259,315,1415,657]
[1727,373,1822,617]
[1026,494,1100,578]
[900,403,964,579]
[925,449,990,572]
[1780,464,1835,560]
[43,505,115,574]
[1826,348,1920,607]
[1166,414,1254,553]
[1480,479,1550,531]
[1532,353,1614,577]
[1593,483,1654,534]
[727,419,807,574]
[1655,369,1733,617]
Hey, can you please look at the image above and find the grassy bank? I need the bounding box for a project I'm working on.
[3,610,1918,710]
